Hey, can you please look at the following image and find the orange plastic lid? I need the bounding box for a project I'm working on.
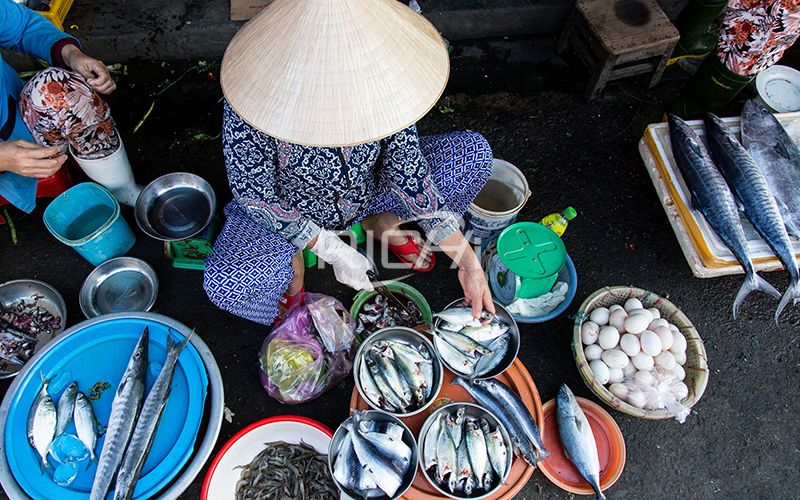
[538,397,626,495]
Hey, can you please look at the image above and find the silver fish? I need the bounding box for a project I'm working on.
[115,331,191,500]
[27,373,49,449]
[423,414,443,471]
[436,329,493,358]
[481,418,508,479]
[55,381,77,437]
[360,359,394,411]
[347,413,407,498]
[435,421,457,487]
[445,407,465,448]
[389,344,427,404]
[705,112,799,322]
[466,419,491,490]
[74,392,98,462]
[366,358,406,412]
[436,337,476,375]
[455,432,474,494]
[434,307,493,328]
[90,327,149,500]
[556,385,605,500]
[361,419,404,441]
[669,114,780,317]
[478,379,549,462]
[472,334,509,378]
[461,323,509,343]
[371,348,413,407]
[29,380,56,468]
[741,99,800,239]
[334,432,378,493]
[381,341,431,365]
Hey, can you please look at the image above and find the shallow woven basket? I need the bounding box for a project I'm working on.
[572,286,709,419]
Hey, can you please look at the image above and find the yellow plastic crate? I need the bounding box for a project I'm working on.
[36,0,73,31]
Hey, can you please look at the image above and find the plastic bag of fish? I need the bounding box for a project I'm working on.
[421,406,510,498]
[356,293,424,343]
[432,308,511,378]
[358,339,436,414]
[332,410,415,499]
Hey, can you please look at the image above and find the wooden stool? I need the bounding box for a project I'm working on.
[558,0,680,100]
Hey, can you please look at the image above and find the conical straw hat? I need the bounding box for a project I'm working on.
[221,0,450,147]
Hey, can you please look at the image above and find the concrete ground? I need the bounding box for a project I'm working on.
[1,50,800,499]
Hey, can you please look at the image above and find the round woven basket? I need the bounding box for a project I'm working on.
[572,286,709,419]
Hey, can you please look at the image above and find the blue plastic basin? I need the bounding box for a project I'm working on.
[4,317,208,499]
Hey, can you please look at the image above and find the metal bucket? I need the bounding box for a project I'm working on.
[463,159,531,244]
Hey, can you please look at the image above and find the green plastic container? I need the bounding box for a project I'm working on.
[496,222,567,299]
[350,281,432,344]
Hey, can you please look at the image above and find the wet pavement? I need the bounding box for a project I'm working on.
[0,58,798,499]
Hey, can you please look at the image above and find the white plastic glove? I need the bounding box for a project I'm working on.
[310,230,374,291]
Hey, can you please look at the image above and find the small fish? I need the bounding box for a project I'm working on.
[347,412,407,498]
[382,341,431,365]
[29,381,57,468]
[366,358,406,412]
[472,334,510,378]
[435,336,476,375]
[74,392,98,461]
[371,348,413,407]
[434,307,493,328]
[465,419,491,490]
[461,323,509,342]
[445,407,466,448]
[115,331,191,500]
[556,385,605,500]
[360,360,395,411]
[481,418,508,479]
[27,373,49,449]
[436,329,493,358]
[478,379,549,462]
[55,381,78,437]
[389,344,427,404]
[423,414,443,471]
[90,327,149,500]
[361,419,405,441]
[456,431,474,494]
[334,432,378,493]
[435,420,457,486]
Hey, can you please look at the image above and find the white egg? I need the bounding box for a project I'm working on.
[624,314,650,335]
[674,350,687,365]
[669,323,680,333]
[602,349,630,369]
[626,390,647,408]
[623,298,643,312]
[634,369,657,386]
[589,307,610,326]
[631,352,654,370]
[670,330,687,354]
[673,364,686,381]
[608,367,624,383]
[609,304,625,312]
[608,383,629,399]
[654,326,673,351]
[598,326,620,350]
[649,318,670,330]
[640,330,662,357]
[581,321,600,345]
[619,334,641,357]
[584,344,603,361]
[672,381,689,400]
[608,309,628,332]
[589,359,610,385]
[629,308,654,323]
[623,362,637,378]
[648,308,661,319]
[654,351,677,370]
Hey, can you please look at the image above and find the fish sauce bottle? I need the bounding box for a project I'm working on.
[539,206,577,237]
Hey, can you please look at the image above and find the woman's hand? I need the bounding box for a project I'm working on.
[61,45,116,94]
[438,230,496,319]
[0,140,66,178]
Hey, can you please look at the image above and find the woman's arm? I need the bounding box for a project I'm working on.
[438,230,496,318]
[0,0,77,63]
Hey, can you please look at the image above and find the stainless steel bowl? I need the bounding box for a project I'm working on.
[328,410,418,500]
[0,280,66,379]
[0,312,224,500]
[135,172,216,241]
[354,327,443,417]
[433,299,520,380]
[417,402,514,500]
[79,257,158,318]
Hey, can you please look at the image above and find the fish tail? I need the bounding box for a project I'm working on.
[734,273,780,318]
[775,280,800,323]
[167,328,193,357]
[594,485,607,500]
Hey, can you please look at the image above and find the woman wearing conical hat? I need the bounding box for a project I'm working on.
[204,0,496,324]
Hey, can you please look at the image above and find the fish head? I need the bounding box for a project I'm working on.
[557,384,576,409]
[742,99,774,138]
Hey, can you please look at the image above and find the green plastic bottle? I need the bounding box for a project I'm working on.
[540,206,577,237]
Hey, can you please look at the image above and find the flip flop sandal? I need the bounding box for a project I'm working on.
[387,234,436,272]
[274,286,305,325]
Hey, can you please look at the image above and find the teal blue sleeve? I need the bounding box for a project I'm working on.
[0,0,79,64]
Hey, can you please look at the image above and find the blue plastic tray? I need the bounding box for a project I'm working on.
[4,317,208,499]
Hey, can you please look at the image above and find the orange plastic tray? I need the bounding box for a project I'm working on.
[350,358,544,500]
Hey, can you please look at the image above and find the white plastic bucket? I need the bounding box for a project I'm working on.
[463,159,531,244]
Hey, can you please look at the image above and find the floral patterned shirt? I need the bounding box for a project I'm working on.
[222,101,459,248]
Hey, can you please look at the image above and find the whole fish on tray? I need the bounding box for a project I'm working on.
[705,113,800,322]
[741,99,800,239]
[556,385,605,500]
[668,114,779,317]
[27,374,56,468]
[433,308,510,379]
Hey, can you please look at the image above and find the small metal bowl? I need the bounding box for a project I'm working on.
[0,280,66,379]
[328,410,419,500]
[354,327,443,417]
[433,299,520,380]
[417,402,514,500]
[79,257,158,318]
[135,172,216,241]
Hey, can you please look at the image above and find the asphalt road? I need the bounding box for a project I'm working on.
[0,59,798,499]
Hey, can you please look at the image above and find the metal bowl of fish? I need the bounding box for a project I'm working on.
[353,327,443,417]
[0,279,66,379]
[432,299,520,380]
[79,257,159,318]
[135,172,216,241]
[418,402,513,499]
[328,409,419,500]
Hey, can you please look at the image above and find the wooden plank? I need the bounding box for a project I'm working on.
[576,0,679,55]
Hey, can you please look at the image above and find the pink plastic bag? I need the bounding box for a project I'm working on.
[258,293,356,404]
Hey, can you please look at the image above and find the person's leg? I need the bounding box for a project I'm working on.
[204,202,298,325]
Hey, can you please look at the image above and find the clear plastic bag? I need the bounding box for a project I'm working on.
[258,293,356,404]
[619,367,692,423]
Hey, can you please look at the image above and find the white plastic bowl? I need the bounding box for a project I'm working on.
[756,65,800,112]
[201,416,333,499]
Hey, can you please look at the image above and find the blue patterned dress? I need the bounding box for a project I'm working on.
[204,102,493,324]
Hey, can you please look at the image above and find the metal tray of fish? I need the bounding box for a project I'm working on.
[641,112,800,276]
[418,403,513,500]
[354,328,443,417]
